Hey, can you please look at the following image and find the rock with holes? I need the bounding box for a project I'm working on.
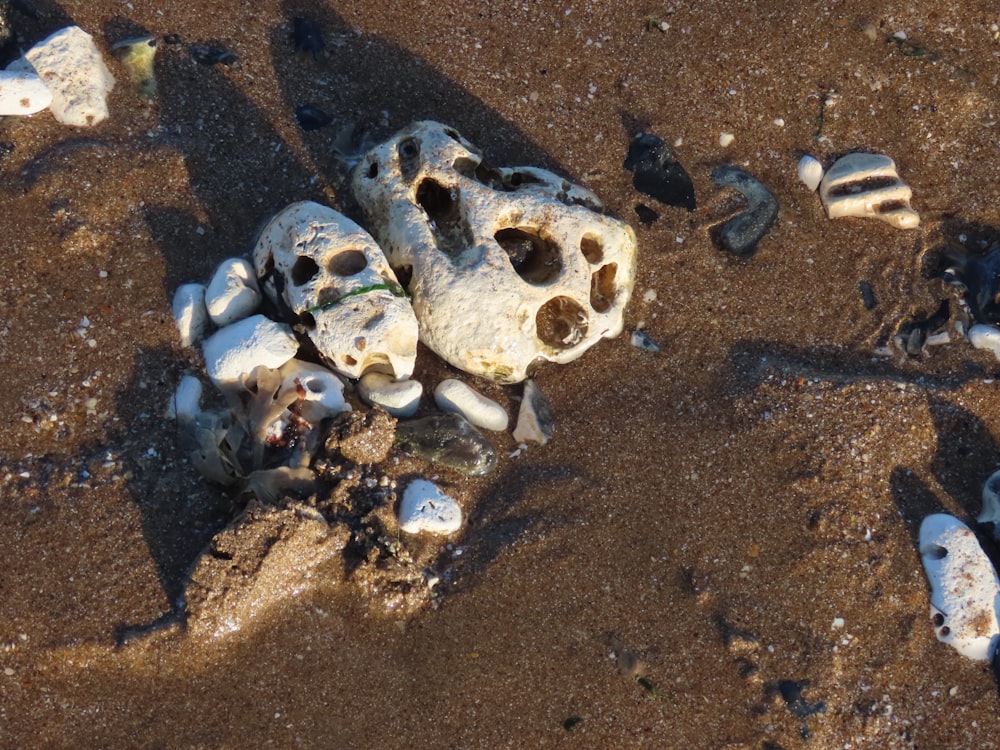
[919,513,1000,661]
[818,152,919,229]
[352,120,638,383]
[253,201,418,380]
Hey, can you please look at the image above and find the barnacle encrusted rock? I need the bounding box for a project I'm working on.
[352,121,638,383]
[818,152,919,229]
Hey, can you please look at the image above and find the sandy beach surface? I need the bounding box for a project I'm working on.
[4,0,1000,747]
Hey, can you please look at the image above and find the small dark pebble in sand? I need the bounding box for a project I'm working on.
[710,165,778,257]
[623,133,696,211]
[633,203,660,226]
[395,413,498,477]
[295,104,333,131]
[189,43,240,66]
[858,280,877,309]
[293,17,324,59]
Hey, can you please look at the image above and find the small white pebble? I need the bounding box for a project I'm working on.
[797,154,824,192]
[434,379,508,431]
[773,117,785,127]
[832,617,845,630]
[719,132,735,147]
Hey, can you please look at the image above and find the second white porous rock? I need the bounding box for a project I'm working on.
[919,513,1000,661]
[358,372,422,418]
[353,121,638,383]
[205,258,261,326]
[276,359,349,423]
[254,201,418,380]
[397,479,462,535]
[202,314,299,388]
[434,379,508,431]
[0,69,53,115]
[22,26,115,127]
[819,152,919,229]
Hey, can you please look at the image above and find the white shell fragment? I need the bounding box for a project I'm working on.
[168,374,203,425]
[205,257,261,327]
[0,70,53,115]
[968,324,1000,362]
[253,201,418,380]
[818,152,919,229]
[357,372,423,418]
[919,513,1000,661]
[202,314,299,388]
[397,479,462,535]
[512,379,554,445]
[22,26,115,127]
[172,282,209,347]
[797,154,824,192]
[276,359,349,423]
[978,470,1000,540]
[434,379,508,432]
[352,121,638,383]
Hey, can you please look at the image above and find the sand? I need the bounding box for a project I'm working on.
[3,0,1000,747]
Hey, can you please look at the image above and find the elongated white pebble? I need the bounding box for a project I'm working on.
[205,257,261,326]
[969,324,1000,361]
[797,154,824,192]
[358,372,422,417]
[168,374,203,424]
[0,70,53,115]
[434,379,508,431]
[171,282,208,347]
[398,479,462,535]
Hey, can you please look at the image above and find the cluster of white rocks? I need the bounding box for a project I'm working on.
[1,26,115,126]
[172,121,636,538]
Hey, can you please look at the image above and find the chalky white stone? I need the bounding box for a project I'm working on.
[253,201,418,380]
[434,379,508,432]
[352,120,637,383]
[171,282,209,347]
[205,257,261,327]
[357,372,423,418]
[276,359,349,424]
[397,479,462,535]
[818,152,919,229]
[968,324,1000,361]
[169,374,203,425]
[796,154,824,192]
[919,513,1000,661]
[0,69,52,115]
[202,314,299,388]
[22,26,115,127]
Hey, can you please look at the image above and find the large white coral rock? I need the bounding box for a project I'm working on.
[352,121,638,383]
[253,201,418,381]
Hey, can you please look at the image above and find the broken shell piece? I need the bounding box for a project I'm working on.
[0,70,53,115]
[978,470,1000,540]
[397,478,462,535]
[112,35,156,99]
[434,379,508,432]
[205,257,261,327]
[22,26,115,127]
[797,154,824,192]
[172,282,209,347]
[352,121,638,383]
[358,372,422,418]
[253,201,418,380]
[819,153,919,229]
[202,314,299,388]
[512,379,554,445]
[276,359,349,424]
[919,513,1000,661]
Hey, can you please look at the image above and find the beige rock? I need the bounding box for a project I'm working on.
[819,152,919,229]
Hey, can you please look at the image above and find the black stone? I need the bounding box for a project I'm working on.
[623,133,696,211]
[710,166,778,257]
[295,104,333,131]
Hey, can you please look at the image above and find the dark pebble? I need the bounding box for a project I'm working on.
[710,166,778,257]
[189,43,240,66]
[395,413,498,477]
[623,133,696,211]
[633,203,659,226]
[295,104,333,131]
[858,280,876,309]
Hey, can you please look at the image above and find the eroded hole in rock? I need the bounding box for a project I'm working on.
[590,263,617,312]
[291,255,320,286]
[877,200,907,214]
[397,136,420,181]
[923,543,948,560]
[394,265,413,289]
[416,179,471,260]
[827,176,898,197]
[342,354,358,367]
[366,160,378,179]
[453,156,505,190]
[581,233,603,263]
[496,227,562,284]
[299,311,316,329]
[536,296,588,349]
[933,612,945,626]
[327,249,367,276]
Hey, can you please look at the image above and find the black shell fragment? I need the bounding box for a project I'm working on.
[295,104,333,131]
[623,133,696,211]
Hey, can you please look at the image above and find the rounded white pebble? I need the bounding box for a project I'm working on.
[205,257,261,326]
[0,70,53,115]
[797,154,825,192]
[358,372,423,418]
[398,479,462,535]
[171,283,208,347]
[969,324,1000,361]
[202,314,299,388]
[719,132,735,147]
[169,374,203,424]
[434,379,508,431]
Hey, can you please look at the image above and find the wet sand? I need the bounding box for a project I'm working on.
[4,0,1000,747]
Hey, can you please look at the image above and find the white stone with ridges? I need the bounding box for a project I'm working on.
[206,258,261,326]
[172,283,209,347]
[397,479,462,535]
[202,314,299,388]
[358,372,422,418]
[434,379,508,431]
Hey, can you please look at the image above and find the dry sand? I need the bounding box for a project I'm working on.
[3,0,1000,747]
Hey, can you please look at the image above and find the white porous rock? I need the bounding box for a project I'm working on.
[168,374,203,425]
[276,359,349,423]
[357,372,423,418]
[22,26,115,127]
[818,152,919,229]
[397,479,462,535]
[919,513,1000,662]
[202,314,299,388]
[205,257,261,327]
[512,378,554,445]
[796,154,824,192]
[968,324,1000,361]
[978,469,1000,540]
[352,121,638,384]
[254,201,418,380]
[434,378,508,432]
[172,282,209,347]
[0,69,53,115]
